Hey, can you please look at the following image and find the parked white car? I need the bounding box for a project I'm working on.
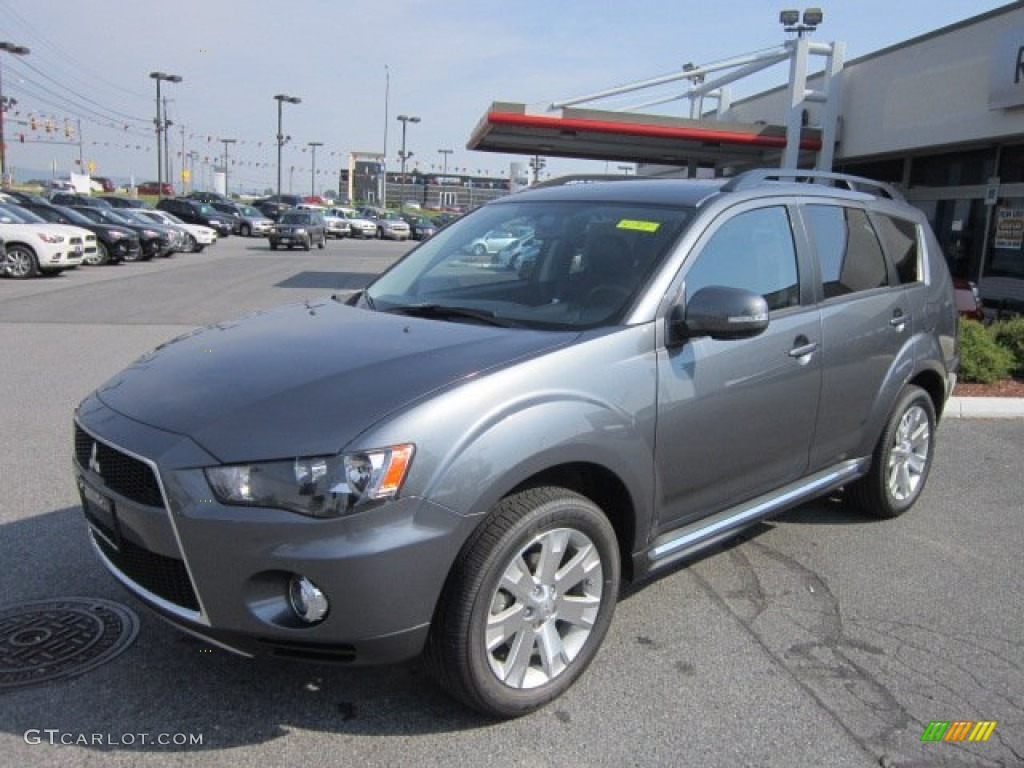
[322,210,351,239]
[332,207,377,239]
[0,220,88,278]
[133,209,218,252]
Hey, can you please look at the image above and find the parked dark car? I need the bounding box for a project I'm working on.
[99,196,151,210]
[72,170,957,719]
[401,214,438,240]
[252,194,304,220]
[268,209,326,250]
[20,202,141,265]
[49,192,111,209]
[70,205,171,260]
[2,189,51,206]
[155,198,233,237]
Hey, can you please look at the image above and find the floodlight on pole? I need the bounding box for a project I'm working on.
[149,72,182,198]
[221,138,237,196]
[0,41,30,185]
[396,115,420,202]
[438,148,453,176]
[780,7,822,36]
[308,141,323,197]
[274,93,301,201]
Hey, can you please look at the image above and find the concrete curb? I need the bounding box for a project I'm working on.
[946,396,1024,419]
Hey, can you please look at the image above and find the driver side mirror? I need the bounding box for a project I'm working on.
[667,286,770,346]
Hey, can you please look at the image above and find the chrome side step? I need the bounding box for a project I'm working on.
[646,459,867,571]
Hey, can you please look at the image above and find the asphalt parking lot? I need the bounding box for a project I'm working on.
[1,235,1021,768]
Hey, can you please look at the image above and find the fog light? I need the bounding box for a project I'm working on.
[288,575,329,624]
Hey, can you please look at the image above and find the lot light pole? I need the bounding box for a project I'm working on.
[0,41,30,186]
[274,93,301,201]
[308,141,322,197]
[438,148,452,176]
[396,115,420,200]
[220,138,236,196]
[149,72,182,198]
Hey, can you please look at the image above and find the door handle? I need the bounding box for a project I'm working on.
[788,338,819,359]
[890,309,907,331]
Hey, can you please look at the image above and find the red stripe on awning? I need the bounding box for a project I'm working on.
[484,111,822,151]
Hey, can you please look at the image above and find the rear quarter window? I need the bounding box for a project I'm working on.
[872,214,922,284]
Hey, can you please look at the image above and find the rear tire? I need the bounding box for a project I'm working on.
[426,487,619,718]
[847,385,936,519]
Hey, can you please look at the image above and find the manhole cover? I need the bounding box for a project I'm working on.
[0,597,138,690]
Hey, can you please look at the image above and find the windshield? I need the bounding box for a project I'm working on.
[366,200,693,330]
[0,204,42,223]
[52,206,94,225]
[238,205,259,217]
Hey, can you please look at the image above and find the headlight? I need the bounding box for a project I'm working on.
[142,229,160,238]
[107,229,126,240]
[205,444,414,518]
[37,232,66,243]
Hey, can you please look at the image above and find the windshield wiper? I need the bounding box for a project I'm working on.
[385,303,514,327]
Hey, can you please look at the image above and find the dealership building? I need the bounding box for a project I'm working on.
[469,3,1024,310]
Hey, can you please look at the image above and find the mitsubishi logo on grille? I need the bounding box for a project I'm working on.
[88,442,102,475]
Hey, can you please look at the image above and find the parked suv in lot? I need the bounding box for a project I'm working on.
[267,209,326,250]
[73,171,957,718]
[155,198,233,237]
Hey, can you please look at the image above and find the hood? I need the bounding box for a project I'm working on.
[96,299,575,463]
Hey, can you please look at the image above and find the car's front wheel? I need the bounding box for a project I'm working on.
[847,384,936,518]
[85,242,110,266]
[4,244,39,279]
[240,223,251,237]
[427,487,620,718]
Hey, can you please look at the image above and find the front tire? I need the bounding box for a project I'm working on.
[240,223,251,237]
[86,242,110,266]
[427,487,619,718]
[847,385,936,519]
[4,244,39,279]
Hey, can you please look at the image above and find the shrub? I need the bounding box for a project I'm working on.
[990,316,1024,377]
[958,318,1014,384]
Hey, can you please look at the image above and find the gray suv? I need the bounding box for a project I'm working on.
[268,210,326,250]
[73,170,957,718]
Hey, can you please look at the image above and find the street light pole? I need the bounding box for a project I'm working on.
[308,141,323,197]
[0,41,30,186]
[220,138,236,196]
[274,93,301,202]
[149,72,182,198]
[396,114,420,204]
[438,148,453,176]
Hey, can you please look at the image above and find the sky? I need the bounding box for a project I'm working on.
[0,0,1014,194]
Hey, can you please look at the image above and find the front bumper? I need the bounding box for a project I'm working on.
[73,398,475,663]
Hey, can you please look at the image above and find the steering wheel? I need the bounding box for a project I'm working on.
[585,284,632,309]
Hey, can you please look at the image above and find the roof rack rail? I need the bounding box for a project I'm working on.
[720,169,904,200]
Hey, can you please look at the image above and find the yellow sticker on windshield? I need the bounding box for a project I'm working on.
[617,219,660,233]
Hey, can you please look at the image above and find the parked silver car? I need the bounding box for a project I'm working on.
[73,170,957,719]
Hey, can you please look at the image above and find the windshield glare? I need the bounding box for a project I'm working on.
[367,200,693,330]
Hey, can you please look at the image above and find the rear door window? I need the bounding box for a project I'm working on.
[804,205,889,298]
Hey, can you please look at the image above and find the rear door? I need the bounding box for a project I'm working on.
[799,203,911,470]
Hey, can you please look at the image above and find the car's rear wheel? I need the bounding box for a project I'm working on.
[5,244,39,279]
[847,385,936,519]
[427,487,619,718]
[85,242,110,266]
[317,235,325,249]
[270,242,278,251]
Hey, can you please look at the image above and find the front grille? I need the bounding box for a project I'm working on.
[74,425,163,507]
[93,533,200,612]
